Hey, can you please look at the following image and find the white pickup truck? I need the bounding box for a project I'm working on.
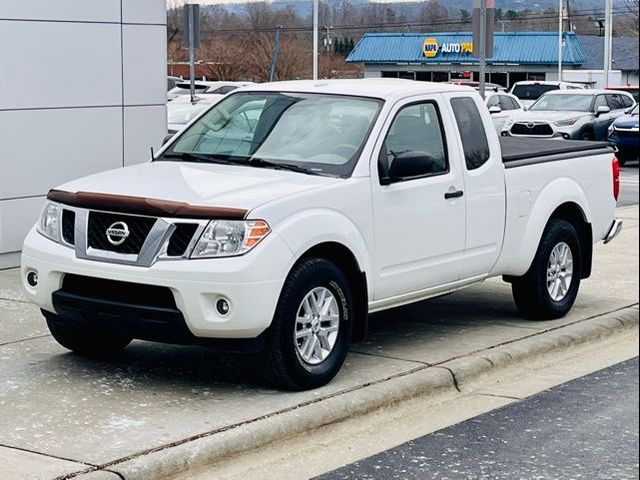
[22,80,622,390]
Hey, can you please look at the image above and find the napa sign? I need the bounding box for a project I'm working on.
[423,38,474,58]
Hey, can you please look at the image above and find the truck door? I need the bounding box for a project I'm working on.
[446,94,507,280]
[370,95,466,301]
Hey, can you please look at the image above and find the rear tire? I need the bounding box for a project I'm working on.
[262,258,353,390]
[511,219,582,320]
[44,311,132,356]
[579,131,594,141]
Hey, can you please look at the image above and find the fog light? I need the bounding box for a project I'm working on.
[26,271,38,287]
[563,133,571,140]
[216,298,230,315]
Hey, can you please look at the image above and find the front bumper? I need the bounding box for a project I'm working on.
[21,227,294,339]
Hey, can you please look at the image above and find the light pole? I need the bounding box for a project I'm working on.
[603,0,613,86]
[313,0,319,80]
[558,0,563,82]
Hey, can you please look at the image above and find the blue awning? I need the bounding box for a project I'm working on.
[347,32,587,66]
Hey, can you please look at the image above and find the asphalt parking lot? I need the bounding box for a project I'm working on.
[1,205,638,480]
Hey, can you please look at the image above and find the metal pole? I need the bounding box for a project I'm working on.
[558,0,563,82]
[269,26,282,83]
[188,5,196,101]
[603,0,613,87]
[312,0,319,80]
[478,0,487,99]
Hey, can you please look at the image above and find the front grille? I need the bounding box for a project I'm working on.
[511,123,554,136]
[62,210,75,245]
[615,129,639,138]
[87,211,156,255]
[61,274,177,309]
[167,224,199,257]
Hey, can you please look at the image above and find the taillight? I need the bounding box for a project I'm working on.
[612,156,620,201]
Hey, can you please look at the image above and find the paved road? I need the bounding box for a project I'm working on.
[619,162,639,207]
[317,358,640,480]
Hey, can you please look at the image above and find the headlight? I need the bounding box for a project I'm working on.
[191,220,270,258]
[554,117,581,127]
[36,201,61,242]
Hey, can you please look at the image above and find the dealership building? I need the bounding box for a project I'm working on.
[347,32,588,88]
[0,1,167,268]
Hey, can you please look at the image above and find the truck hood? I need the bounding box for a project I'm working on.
[510,110,592,124]
[55,161,341,212]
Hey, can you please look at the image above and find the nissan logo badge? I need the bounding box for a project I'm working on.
[106,221,130,246]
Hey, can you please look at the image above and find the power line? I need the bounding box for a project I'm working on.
[196,7,630,34]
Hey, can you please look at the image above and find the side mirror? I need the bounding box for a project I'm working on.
[522,105,529,111]
[488,105,502,114]
[382,151,434,184]
[596,105,611,116]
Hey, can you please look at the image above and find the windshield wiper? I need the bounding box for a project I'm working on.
[160,152,233,165]
[245,157,321,176]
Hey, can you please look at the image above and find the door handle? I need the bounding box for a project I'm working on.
[444,189,464,199]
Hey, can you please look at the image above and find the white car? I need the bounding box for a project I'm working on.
[510,81,586,109]
[167,81,255,101]
[22,79,621,390]
[502,89,635,140]
[167,94,223,135]
[485,91,524,132]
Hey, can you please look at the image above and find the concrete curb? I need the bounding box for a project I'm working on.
[77,305,638,480]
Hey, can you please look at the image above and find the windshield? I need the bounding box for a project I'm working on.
[158,92,383,177]
[529,94,594,112]
[512,84,558,101]
[168,103,210,126]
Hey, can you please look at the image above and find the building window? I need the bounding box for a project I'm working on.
[382,71,398,78]
[416,72,432,82]
[433,72,449,82]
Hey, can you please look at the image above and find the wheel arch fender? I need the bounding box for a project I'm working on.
[497,177,593,277]
[274,209,372,342]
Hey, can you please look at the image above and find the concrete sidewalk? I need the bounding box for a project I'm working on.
[1,206,638,480]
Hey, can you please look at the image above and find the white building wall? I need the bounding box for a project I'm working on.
[0,1,167,269]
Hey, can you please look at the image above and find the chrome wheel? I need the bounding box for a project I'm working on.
[547,242,574,301]
[294,287,340,365]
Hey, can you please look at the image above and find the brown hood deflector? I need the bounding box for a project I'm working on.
[47,190,248,220]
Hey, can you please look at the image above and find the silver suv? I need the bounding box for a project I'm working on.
[502,90,635,141]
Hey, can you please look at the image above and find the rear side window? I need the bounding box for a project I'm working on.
[621,95,634,108]
[451,97,490,170]
[606,94,625,110]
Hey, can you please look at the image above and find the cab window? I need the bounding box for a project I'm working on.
[451,97,490,170]
[378,102,448,183]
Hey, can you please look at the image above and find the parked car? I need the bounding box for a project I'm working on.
[606,85,639,103]
[502,89,635,140]
[167,94,223,135]
[167,76,183,92]
[510,81,586,108]
[608,103,639,165]
[485,91,524,132]
[168,81,255,101]
[22,80,621,390]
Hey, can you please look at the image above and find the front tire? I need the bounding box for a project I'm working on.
[262,258,353,390]
[44,311,132,356]
[511,219,582,320]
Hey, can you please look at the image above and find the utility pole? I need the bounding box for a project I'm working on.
[183,4,200,102]
[312,0,319,80]
[558,0,563,82]
[269,26,282,82]
[603,0,613,86]
[478,0,487,98]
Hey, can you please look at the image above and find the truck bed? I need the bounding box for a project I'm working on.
[500,137,613,168]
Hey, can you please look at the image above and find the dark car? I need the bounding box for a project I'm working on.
[608,104,639,166]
